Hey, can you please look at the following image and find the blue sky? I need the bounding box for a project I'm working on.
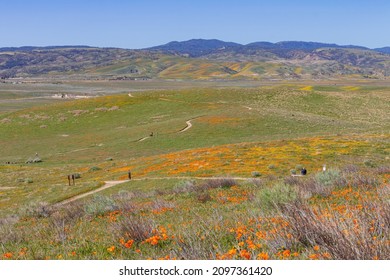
[1,0,389,48]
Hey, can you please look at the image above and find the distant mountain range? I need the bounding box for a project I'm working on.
[1,39,390,80]
[147,39,390,56]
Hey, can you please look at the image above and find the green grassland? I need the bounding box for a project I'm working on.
[0,83,389,259]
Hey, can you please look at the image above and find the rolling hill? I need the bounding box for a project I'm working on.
[1,39,390,80]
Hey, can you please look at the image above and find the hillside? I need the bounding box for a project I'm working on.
[1,39,390,80]
[0,85,389,260]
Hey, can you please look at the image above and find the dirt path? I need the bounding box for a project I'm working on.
[178,120,193,133]
[137,136,150,142]
[53,176,254,206]
[135,117,197,142]
[0,187,16,190]
[54,180,129,206]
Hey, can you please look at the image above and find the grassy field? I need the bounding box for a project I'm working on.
[0,82,389,259]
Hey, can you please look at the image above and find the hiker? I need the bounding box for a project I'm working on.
[128,171,132,180]
[150,132,154,137]
[301,168,307,175]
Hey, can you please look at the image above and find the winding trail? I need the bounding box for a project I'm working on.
[53,176,253,206]
[134,116,201,142]
[178,120,193,133]
[54,180,129,207]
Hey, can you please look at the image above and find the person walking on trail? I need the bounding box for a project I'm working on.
[301,167,307,175]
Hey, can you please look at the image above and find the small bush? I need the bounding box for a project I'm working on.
[315,169,342,187]
[296,170,345,198]
[73,173,81,179]
[197,192,212,203]
[202,177,237,190]
[112,216,155,242]
[363,159,376,168]
[112,191,136,212]
[173,180,197,194]
[347,173,379,189]
[268,164,276,170]
[295,164,304,171]
[0,215,24,243]
[342,164,360,174]
[89,166,101,172]
[374,165,390,175]
[290,169,297,175]
[249,178,264,188]
[279,199,390,259]
[251,171,261,177]
[255,183,297,212]
[56,201,85,223]
[22,202,52,218]
[150,199,175,212]
[85,195,117,216]
[284,176,301,186]
[25,178,33,184]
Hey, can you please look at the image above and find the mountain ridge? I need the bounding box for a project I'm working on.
[147,39,379,56]
[1,39,390,80]
[1,39,387,53]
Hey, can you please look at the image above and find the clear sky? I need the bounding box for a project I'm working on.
[1,0,389,49]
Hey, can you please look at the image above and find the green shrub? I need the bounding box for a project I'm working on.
[315,169,341,187]
[290,169,297,175]
[89,166,101,172]
[363,159,376,168]
[255,182,297,212]
[295,164,304,171]
[251,171,261,177]
[85,195,117,216]
[268,164,276,170]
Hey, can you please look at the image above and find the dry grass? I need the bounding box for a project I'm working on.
[112,216,155,243]
[278,191,390,259]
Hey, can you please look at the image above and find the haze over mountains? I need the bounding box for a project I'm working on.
[1,39,390,80]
